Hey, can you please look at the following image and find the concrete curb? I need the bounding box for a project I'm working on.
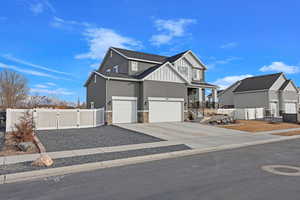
[2,135,300,184]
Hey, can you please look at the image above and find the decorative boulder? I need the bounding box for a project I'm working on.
[32,155,54,167]
[18,142,36,152]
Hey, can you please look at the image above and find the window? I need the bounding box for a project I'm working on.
[193,69,200,80]
[106,69,111,73]
[113,65,119,73]
[178,59,188,77]
[94,74,97,83]
[131,61,138,71]
[90,102,94,109]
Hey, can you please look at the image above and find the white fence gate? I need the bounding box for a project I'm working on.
[217,108,264,120]
[6,108,105,132]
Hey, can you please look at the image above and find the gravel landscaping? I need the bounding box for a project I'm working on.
[0,144,190,175]
[0,130,4,150]
[37,125,163,152]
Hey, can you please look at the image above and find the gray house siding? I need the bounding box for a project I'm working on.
[234,91,269,109]
[218,82,240,108]
[128,60,155,76]
[142,80,187,110]
[106,80,142,110]
[98,50,129,74]
[86,75,106,109]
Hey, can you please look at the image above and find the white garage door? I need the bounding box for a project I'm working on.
[149,98,183,123]
[285,103,297,114]
[112,97,137,123]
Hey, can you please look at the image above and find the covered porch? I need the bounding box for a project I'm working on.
[187,82,219,118]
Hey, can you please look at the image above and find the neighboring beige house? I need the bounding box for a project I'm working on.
[219,73,299,117]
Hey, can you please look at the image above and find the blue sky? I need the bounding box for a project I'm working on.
[0,0,299,102]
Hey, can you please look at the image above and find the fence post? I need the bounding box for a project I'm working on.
[77,109,80,128]
[6,109,11,132]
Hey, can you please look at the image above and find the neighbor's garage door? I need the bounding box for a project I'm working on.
[149,98,183,123]
[285,102,297,114]
[112,97,137,123]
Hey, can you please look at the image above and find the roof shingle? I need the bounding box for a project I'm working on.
[112,47,167,63]
[233,73,282,92]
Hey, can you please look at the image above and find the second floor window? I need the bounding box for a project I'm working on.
[193,69,200,80]
[131,61,138,71]
[113,65,119,73]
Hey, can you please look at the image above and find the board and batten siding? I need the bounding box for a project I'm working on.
[146,63,185,83]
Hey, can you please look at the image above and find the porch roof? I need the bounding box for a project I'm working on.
[188,81,218,89]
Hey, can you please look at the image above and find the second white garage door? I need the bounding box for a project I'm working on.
[112,97,137,124]
[149,98,183,123]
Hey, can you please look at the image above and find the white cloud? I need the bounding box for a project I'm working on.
[0,62,70,80]
[30,88,74,95]
[207,56,241,69]
[50,16,91,29]
[214,74,253,89]
[29,0,55,15]
[46,82,56,86]
[75,28,142,60]
[150,18,196,46]
[90,63,99,69]
[34,84,49,88]
[1,54,72,76]
[220,42,238,49]
[259,61,299,74]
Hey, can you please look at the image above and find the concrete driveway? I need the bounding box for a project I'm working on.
[117,122,283,149]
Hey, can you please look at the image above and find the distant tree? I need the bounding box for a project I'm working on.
[0,70,29,108]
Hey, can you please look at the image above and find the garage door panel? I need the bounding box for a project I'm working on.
[149,100,182,123]
[112,99,137,123]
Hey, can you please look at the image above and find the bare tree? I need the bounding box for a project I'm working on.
[0,70,29,108]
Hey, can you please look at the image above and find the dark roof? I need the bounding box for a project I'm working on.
[190,82,218,88]
[134,63,165,79]
[233,73,282,93]
[112,47,167,63]
[165,51,189,63]
[279,80,291,90]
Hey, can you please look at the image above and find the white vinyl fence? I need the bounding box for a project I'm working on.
[6,108,105,132]
[217,108,264,120]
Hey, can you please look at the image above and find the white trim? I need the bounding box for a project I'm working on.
[105,110,112,113]
[184,50,208,70]
[269,99,279,102]
[111,48,162,64]
[93,71,141,82]
[148,97,184,102]
[137,110,149,112]
[112,96,138,101]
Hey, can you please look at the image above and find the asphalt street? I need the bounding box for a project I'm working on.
[1,138,300,200]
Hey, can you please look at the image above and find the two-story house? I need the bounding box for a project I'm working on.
[84,47,218,124]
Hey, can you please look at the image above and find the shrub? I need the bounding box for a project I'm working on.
[11,111,35,142]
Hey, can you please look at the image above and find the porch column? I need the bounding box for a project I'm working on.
[212,88,218,108]
[198,88,203,103]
